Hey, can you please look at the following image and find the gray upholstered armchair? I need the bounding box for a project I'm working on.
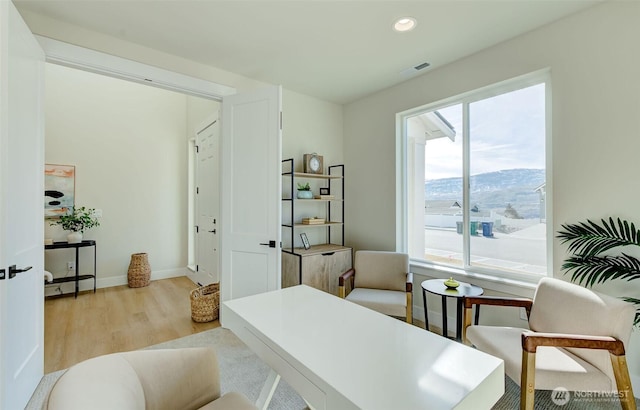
[46,347,257,410]
[338,250,413,323]
[463,277,636,410]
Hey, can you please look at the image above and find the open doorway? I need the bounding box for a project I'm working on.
[44,62,219,296]
[42,62,221,371]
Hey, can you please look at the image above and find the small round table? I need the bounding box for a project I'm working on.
[421,279,483,341]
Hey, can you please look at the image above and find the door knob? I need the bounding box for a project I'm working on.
[259,240,276,248]
[8,264,32,279]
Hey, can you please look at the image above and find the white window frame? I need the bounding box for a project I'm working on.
[396,69,552,285]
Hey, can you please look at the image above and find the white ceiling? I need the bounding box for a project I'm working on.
[14,0,602,104]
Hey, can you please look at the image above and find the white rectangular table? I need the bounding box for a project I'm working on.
[222,285,504,410]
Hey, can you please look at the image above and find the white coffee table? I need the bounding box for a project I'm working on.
[222,285,504,410]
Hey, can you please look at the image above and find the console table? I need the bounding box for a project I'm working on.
[45,240,97,298]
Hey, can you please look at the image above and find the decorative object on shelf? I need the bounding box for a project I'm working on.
[300,233,311,250]
[444,277,460,289]
[44,164,75,218]
[49,206,100,243]
[302,217,325,225]
[558,217,640,326]
[127,252,151,288]
[315,188,334,200]
[303,153,323,174]
[190,283,220,322]
[296,182,313,199]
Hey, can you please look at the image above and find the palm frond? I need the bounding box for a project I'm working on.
[561,253,640,287]
[621,297,640,326]
[557,217,640,256]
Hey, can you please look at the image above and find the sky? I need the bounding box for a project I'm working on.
[421,83,546,181]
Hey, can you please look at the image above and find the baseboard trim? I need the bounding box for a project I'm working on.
[44,267,188,297]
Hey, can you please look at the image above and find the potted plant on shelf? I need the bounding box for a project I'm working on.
[50,206,100,244]
[297,182,313,199]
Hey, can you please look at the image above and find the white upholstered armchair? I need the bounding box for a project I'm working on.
[463,277,636,410]
[338,250,413,323]
[46,347,257,410]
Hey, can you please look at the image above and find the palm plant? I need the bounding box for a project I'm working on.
[557,217,640,326]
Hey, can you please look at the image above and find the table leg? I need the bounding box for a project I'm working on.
[456,298,463,341]
[475,304,481,325]
[256,369,280,410]
[441,296,448,338]
[74,247,80,299]
[422,288,429,331]
[93,244,97,293]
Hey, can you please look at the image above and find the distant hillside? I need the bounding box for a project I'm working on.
[425,169,545,219]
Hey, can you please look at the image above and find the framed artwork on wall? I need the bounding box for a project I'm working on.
[44,164,75,218]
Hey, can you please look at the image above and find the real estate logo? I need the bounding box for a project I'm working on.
[551,387,571,406]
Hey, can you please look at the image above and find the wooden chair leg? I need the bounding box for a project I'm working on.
[338,285,345,299]
[406,291,413,324]
[520,350,536,410]
[462,306,472,345]
[610,353,637,410]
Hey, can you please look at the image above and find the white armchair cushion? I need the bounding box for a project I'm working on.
[466,325,612,392]
[353,251,408,291]
[47,347,257,410]
[528,277,636,385]
[47,354,146,410]
[346,288,407,317]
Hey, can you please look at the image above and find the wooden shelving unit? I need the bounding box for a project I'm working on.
[281,159,351,295]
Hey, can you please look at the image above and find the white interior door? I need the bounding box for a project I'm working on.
[195,114,220,285]
[220,86,281,316]
[0,2,45,408]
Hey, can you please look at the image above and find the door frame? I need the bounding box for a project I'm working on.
[190,114,221,286]
[36,36,235,100]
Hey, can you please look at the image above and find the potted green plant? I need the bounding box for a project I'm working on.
[558,217,640,326]
[297,182,313,199]
[50,206,100,243]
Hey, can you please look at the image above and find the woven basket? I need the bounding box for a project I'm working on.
[190,283,220,323]
[127,253,151,288]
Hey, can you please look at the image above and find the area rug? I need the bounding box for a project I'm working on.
[26,328,638,409]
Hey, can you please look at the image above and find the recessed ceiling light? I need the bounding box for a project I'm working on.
[394,17,417,32]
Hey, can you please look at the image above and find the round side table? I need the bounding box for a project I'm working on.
[421,279,483,341]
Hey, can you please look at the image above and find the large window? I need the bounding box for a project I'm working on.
[402,72,549,280]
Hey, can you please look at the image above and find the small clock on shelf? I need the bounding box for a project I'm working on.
[303,153,323,174]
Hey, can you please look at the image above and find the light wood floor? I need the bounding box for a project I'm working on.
[44,276,220,373]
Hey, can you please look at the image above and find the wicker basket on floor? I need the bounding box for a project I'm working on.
[190,283,220,322]
[127,253,151,288]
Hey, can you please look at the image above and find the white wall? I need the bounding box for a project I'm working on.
[44,63,208,293]
[187,96,220,135]
[344,1,640,390]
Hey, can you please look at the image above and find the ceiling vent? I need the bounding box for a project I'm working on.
[400,62,431,77]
